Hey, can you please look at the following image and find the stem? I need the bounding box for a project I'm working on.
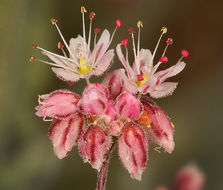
[85,78,90,85]
[96,141,116,190]
[137,92,142,100]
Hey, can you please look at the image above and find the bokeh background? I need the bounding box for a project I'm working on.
[0,0,222,189]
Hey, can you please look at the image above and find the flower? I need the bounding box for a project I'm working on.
[31,7,122,85]
[116,22,188,98]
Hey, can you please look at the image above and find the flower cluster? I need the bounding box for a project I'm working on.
[31,6,189,190]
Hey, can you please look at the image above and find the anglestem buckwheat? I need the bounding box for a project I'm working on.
[31,6,189,190]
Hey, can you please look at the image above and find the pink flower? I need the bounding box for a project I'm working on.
[116,24,188,98]
[173,164,205,190]
[31,7,123,85]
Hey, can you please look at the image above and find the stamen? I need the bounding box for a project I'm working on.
[88,12,95,51]
[38,94,44,102]
[81,6,87,54]
[108,19,122,47]
[121,38,129,46]
[181,49,189,58]
[131,32,139,74]
[159,56,168,63]
[32,44,37,48]
[152,27,167,60]
[137,74,144,81]
[162,38,173,57]
[51,18,76,60]
[94,28,101,47]
[29,56,35,62]
[137,21,143,73]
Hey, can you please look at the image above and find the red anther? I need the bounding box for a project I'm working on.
[57,42,64,50]
[121,38,129,46]
[181,49,189,58]
[159,56,168,63]
[137,74,144,81]
[166,38,173,45]
[128,28,136,34]
[94,28,101,34]
[51,18,57,24]
[89,12,96,19]
[32,44,37,48]
[116,19,122,28]
[156,79,160,86]
[29,56,35,62]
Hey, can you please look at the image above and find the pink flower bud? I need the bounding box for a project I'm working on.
[49,113,84,159]
[35,90,80,119]
[140,96,175,153]
[79,125,112,171]
[118,122,148,180]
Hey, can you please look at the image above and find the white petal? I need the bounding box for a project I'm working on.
[150,82,178,98]
[52,67,80,82]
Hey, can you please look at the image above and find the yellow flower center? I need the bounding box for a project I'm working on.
[78,58,91,74]
[135,74,148,87]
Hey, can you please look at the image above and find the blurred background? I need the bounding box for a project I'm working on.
[0,0,222,189]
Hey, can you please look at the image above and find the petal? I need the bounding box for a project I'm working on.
[150,82,178,98]
[83,83,108,97]
[103,69,137,97]
[109,121,123,136]
[154,61,186,82]
[78,125,112,171]
[102,99,117,124]
[94,49,114,76]
[116,44,134,78]
[78,84,108,116]
[116,92,142,120]
[140,96,175,153]
[52,67,80,84]
[132,49,153,74]
[118,122,148,180]
[49,113,84,159]
[36,90,80,119]
[89,30,110,64]
[173,164,205,190]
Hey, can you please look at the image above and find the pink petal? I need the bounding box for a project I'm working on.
[78,125,112,171]
[36,90,80,119]
[116,44,134,78]
[83,83,108,97]
[116,92,142,120]
[150,82,178,98]
[49,113,84,159]
[103,69,137,97]
[141,96,175,153]
[89,30,110,64]
[52,67,80,84]
[78,84,108,116]
[173,164,205,190]
[94,49,114,76]
[103,99,117,124]
[118,122,148,180]
[153,61,186,83]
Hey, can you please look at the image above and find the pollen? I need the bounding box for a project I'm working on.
[137,110,152,127]
[161,27,167,34]
[136,74,148,87]
[81,6,87,13]
[29,56,35,62]
[171,122,175,129]
[57,42,64,49]
[51,18,57,25]
[78,58,92,74]
[147,125,152,128]
[137,21,143,28]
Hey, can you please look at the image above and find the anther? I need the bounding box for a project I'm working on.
[81,6,87,13]
[128,28,136,34]
[181,49,189,58]
[137,21,143,28]
[57,42,64,50]
[137,74,144,81]
[32,44,37,48]
[51,18,57,25]
[159,56,168,63]
[38,94,44,102]
[89,12,96,19]
[116,19,122,28]
[29,56,35,62]
[121,38,129,46]
[94,28,101,34]
[166,38,173,45]
[161,27,167,34]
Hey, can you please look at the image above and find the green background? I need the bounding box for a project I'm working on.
[0,0,222,189]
